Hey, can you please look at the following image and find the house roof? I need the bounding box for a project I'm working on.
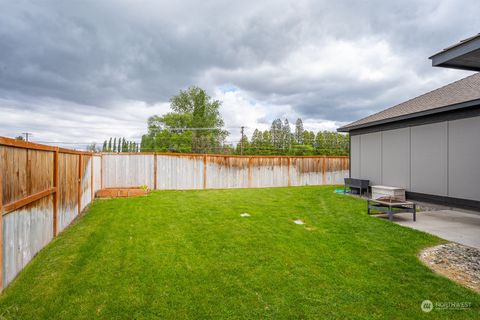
[429,34,480,71]
[337,72,480,132]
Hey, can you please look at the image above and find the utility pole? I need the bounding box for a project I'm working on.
[240,126,245,155]
[22,132,32,142]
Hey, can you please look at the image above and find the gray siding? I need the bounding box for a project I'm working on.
[350,135,361,178]
[448,116,480,201]
[381,128,410,189]
[349,115,480,201]
[359,132,382,185]
[410,122,448,196]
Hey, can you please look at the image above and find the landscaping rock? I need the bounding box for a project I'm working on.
[419,243,480,293]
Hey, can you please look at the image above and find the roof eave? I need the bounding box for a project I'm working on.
[337,98,480,133]
[429,35,480,71]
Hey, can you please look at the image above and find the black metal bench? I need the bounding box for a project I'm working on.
[367,198,416,221]
[344,178,369,196]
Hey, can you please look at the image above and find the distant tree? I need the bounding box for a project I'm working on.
[270,119,283,152]
[108,138,112,152]
[235,135,250,154]
[294,118,304,144]
[86,143,100,152]
[282,119,292,151]
[250,129,263,155]
[102,141,107,152]
[113,138,117,152]
[303,130,315,146]
[142,87,227,153]
[15,135,25,141]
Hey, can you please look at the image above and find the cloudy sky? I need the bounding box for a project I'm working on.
[0,0,478,149]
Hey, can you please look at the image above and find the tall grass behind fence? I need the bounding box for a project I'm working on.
[0,137,349,291]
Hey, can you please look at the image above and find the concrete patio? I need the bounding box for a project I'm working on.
[386,209,480,249]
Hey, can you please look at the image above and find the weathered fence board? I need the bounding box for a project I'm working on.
[57,153,80,233]
[103,153,349,190]
[0,138,100,290]
[81,156,92,211]
[2,195,53,287]
[93,155,102,193]
[102,154,155,189]
[156,155,204,190]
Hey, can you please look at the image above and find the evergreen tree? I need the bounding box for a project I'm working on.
[108,138,112,152]
[250,129,263,155]
[282,119,292,151]
[294,118,304,144]
[102,141,107,152]
[270,119,283,153]
[262,130,273,154]
[113,138,117,152]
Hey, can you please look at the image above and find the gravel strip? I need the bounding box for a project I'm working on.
[419,243,480,293]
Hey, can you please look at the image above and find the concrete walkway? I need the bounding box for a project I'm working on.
[389,210,480,249]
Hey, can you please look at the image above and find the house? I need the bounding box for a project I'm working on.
[338,35,480,210]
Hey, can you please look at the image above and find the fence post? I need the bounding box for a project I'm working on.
[78,154,82,216]
[0,166,3,291]
[100,154,103,190]
[53,148,59,237]
[287,157,291,187]
[203,155,207,189]
[153,153,157,190]
[322,157,326,185]
[90,155,94,200]
[248,157,253,188]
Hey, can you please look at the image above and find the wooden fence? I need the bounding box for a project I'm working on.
[0,137,349,291]
[102,153,349,190]
[0,137,102,290]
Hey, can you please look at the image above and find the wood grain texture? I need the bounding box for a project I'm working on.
[57,153,79,232]
[0,166,3,290]
[78,154,82,216]
[3,188,56,215]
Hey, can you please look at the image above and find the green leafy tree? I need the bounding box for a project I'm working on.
[142,86,227,153]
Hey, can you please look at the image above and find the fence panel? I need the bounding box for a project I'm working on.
[93,155,102,194]
[0,145,55,288]
[2,195,53,287]
[81,155,93,211]
[102,154,155,189]
[157,155,204,190]
[205,156,250,189]
[0,146,54,204]
[57,153,80,233]
[250,157,290,188]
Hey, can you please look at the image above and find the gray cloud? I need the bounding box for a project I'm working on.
[0,0,478,146]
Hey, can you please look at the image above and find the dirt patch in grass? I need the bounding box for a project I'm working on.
[419,243,480,293]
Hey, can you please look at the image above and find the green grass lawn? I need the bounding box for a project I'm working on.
[0,186,478,319]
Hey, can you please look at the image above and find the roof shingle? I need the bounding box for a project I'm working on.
[338,72,480,131]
